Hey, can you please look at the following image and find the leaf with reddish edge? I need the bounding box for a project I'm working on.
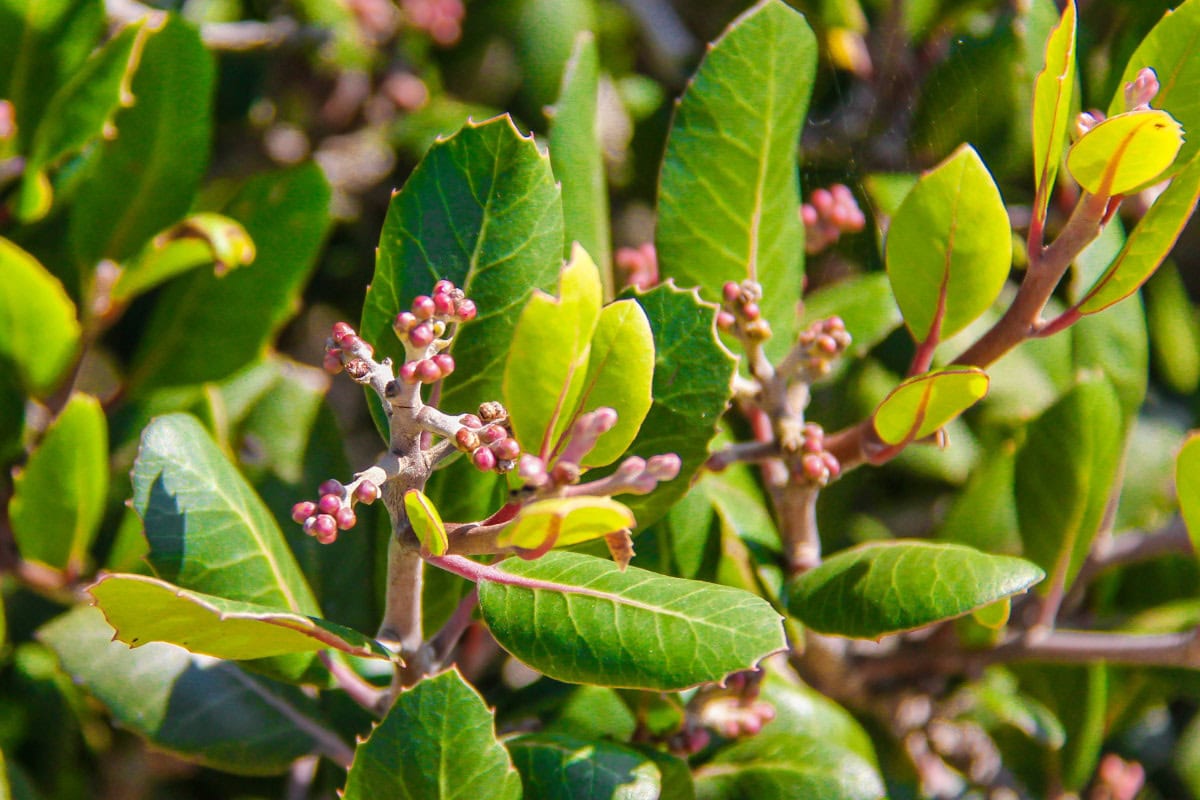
[871,367,989,448]
[405,489,448,556]
[1031,0,1077,223]
[1074,152,1200,315]
[496,496,635,553]
[1066,109,1183,197]
[1176,432,1200,557]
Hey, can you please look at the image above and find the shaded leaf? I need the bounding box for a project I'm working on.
[508,733,660,800]
[406,489,448,557]
[343,669,521,800]
[89,573,389,660]
[1031,0,1077,220]
[760,670,879,767]
[9,394,107,573]
[362,115,563,433]
[1177,432,1200,557]
[789,540,1044,639]
[885,144,1012,345]
[112,213,256,303]
[871,367,989,446]
[40,606,331,776]
[497,496,635,551]
[1066,109,1183,197]
[477,551,785,689]
[693,733,885,800]
[0,238,79,397]
[656,0,817,359]
[1146,262,1200,394]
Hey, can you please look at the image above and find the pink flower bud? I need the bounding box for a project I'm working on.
[433,279,455,296]
[400,361,419,384]
[801,453,827,482]
[456,428,480,451]
[518,454,546,482]
[821,451,841,479]
[335,507,357,530]
[722,281,741,304]
[314,514,338,540]
[318,493,342,515]
[322,352,343,375]
[412,295,436,319]
[459,413,482,429]
[493,437,520,461]
[617,456,647,479]
[742,302,760,321]
[455,298,477,321]
[415,358,442,383]
[291,501,317,524]
[433,292,455,315]
[1124,67,1160,111]
[354,481,380,504]
[303,516,318,536]
[479,424,506,444]
[433,353,455,376]
[394,311,418,333]
[717,311,737,331]
[332,322,355,343]
[646,453,681,480]
[319,479,343,496]
[408,323,434,348]
[472,447,497,471]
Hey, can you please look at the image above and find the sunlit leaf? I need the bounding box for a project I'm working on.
[871,367,989,446]
[405,489,448,557]
[508,734,661,800]
[694,732,885,800]
[1066,109,1183,197]
[497,496,635,552]
[0,238,80,397]
[1031,0,1077,219]
[113,213,256,303]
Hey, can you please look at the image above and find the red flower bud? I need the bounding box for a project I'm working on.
[433,292,455,315]
[318,493,342,515]
[433,353,455,376]
[323,352,344,375]
[353,481,380,504]
[332,322,355,343]
[335,507,357,530]
[455,299,477,321]
[415,358,442,383]
[456,428,480,451]
[412,295,436,319]
[433,279,455,296]
[480,424,506,444]
[394,311,418,333]
[472,447,497,471]
[722,281,741,304]
[291,501,317,524]
[313,514,338,540]
[408,323,434,348]
[319,479,343,496]
[399,361,419,383]
[459,413,482,429]
[493,437,520,461]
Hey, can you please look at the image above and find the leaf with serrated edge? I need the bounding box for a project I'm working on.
[1176,432,1200,557]
[1077,153,1200,314]
[497,496,635,551]
[509,733,661,800]
[656,0,816,360]
[362,115,563,436]
[0,238,80,397]
[10,394,106,573]
[872,367,989,446]
[789,540,1044,639]
[1066,109,1183,197]
[1032,0,1077,220]
[39,606,329,776]
[477,551,785,689]
[343,669,521,800]
[89,573,389,660]
[405,489,448,556]
[885,144,1012,344]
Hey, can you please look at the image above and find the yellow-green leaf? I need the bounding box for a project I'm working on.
[1066,109,1183,196]
[1032,0,1077,220]
[497,497,635,552]
[405,489,448,557]
[112,213,256,303]
[1176,432,1200,557]
[872,367,989,446]
[0,238,80,397]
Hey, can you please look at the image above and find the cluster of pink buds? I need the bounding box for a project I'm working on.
[454,401,520,473]
[716,280,771,341]
[801,184,866,254]
[292,477,381,544]
[795,316,851,379]
[694,671,776,740]
[615,242,659,290]
[1124,67,1160,113]
[400,0,464,46]
[791,422,841,487]
[323,321,373,375]
[392,280,476,383]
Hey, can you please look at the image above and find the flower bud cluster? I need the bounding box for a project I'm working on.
[794,316,851,379]
[693,671,776,741]
[1124,67,1160,113]
[323,321,374,376]
[292,477,381,544]
[791,422,841,487]
[801,184,866,254]
[615,242,659,290]
[455,402,520,473]
[391,280,476,383]
[716,280,771,341]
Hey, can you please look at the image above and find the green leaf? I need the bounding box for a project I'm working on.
[760,670,879,767]
[1076,152,1200,314]
[89,573,389,660]
[39,606,332,775]
[362,115,564,434]
[1147,262,1200,394]
[9,393,107,573]
[549,31,611,292]
[936,444,1022,555]
[789,540,1044,639]
[112,213,256,303]
[1107,0,1200,169]
[504,244,603,460]
[693,733,885,800]
[616,284,736,528]
[405,489,448,557]
[885,144,1013,344]
[343,669,522,800]
[497,496,635,551]
[871,367,989,446]
[1066,109,1183,197]
[656,0,817,359]
[1015,376,1123,590]
[477,551,785,689]
[128,163,331,392]
[16,17,155,221]
[69,14,214,265]
[1176,432,1200,557]
[0,238,80,397]
[1031,0,1077,220]
[508,734,660,800]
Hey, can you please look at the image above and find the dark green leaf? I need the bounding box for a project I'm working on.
[936,444,1022,555]
[1071,266,1148,420]
[129,163,331,392]
[656,0,816,359]
[1015,377,1123,590]
[343,669,522,800]
[693,733,885,800]
[0,238,80,397]
[1146,261,1200,394]
[89,573,389,660]
[361,115,563,433]
[508,733,660,800]
[40,606,331,775]
[69,14,214,265]
[477,551,785,689]
[9,393,107,573]
[789,540,1044,639]
[760,670,879,766]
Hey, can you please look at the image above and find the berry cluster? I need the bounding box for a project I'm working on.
[614,242,659,290]
[454,402,520,473]
[791,422,841,487]
[323,321,374,375]
[801,184,866,255]
[292,477,381,544]
[716,280,771,341]
[794,316,851,379]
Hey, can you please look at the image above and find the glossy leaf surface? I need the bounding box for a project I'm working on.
[886,144,1012,344]
[1031,0,1076,219]
[656,0,816,359]
[477,551,785,689]
[1066,110,1183,197]
[0,238,79,396]
[497,496,635,551]
[89,573,389,660]
[789,541,1044,639]
[343,669,521,800]
[872,367,989,446]
[9,394,106,573]
[406,489,449,557]
[362,115,563,429]
[693,733,885,800]
[508,734,660,799]
[40,607,328,775]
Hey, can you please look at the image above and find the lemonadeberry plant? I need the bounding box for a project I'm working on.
[6,0,1200,797]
